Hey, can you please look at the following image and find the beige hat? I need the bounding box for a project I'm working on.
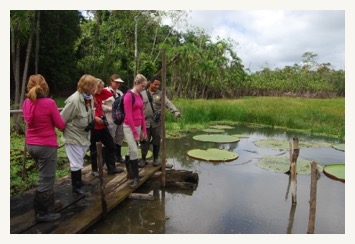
[114,78,124,83]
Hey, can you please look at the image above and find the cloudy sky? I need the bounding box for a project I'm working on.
[175,10,345,72]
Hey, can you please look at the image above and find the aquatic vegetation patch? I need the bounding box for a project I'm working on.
[231,134,250,138]
[166,131,187,139]
[187,148,239,162]
[254,139,332,150]
[332,143,345,152]
[193,134,240,143]
[202,128,225,133]
[256,156,323,175]
[209,125,234,130]
[323,164,345,182]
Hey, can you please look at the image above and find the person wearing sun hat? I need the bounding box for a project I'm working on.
[102,74,126,166]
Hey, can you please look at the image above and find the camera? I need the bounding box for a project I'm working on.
[84,120,95,132]
[100,115,109,127]
[153,112,161,123]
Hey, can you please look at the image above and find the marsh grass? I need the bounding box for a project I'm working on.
[165,97,344,140]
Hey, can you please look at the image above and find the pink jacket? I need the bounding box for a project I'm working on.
[123,91,147,139]
[22,97,66,147]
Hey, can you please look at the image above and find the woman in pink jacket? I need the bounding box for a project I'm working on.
[22,74,66,222]
[123,74,147,188]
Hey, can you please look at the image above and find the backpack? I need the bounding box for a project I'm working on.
[112,90,142,125]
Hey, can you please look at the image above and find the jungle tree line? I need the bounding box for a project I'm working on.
[11,10,345,107]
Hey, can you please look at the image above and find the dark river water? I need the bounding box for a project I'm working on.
[85,125,345,234]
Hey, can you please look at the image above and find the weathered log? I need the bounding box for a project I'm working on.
[129,193,155,201]
[145,169,199,190]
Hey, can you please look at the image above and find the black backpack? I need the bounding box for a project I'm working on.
[112,90,142,125]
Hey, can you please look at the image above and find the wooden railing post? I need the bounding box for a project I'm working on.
[96,141,107,217]
[289,137,299,204]
[307,161,319,234]
[160,49,167,188]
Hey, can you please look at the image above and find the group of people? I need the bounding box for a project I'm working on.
[22,73,181,222]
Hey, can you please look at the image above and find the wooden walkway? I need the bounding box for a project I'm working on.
[10,163,162,234]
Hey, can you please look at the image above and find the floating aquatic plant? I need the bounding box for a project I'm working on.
[187,148,239,162]
[193,134,240,143]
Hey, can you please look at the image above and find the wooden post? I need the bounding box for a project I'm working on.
[307,161,318,234]
[286,204,297,234]
[289,137,299,204]
[153,54,180,77]
[21,142,28,180]
[96,142,107,217]
[160,49,167,188]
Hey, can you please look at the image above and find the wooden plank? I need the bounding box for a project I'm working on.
[11,163,161,234]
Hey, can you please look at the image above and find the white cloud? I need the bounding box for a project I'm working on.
[184,10,345,72]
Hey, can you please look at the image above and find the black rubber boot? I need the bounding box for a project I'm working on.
[115,144,124,163]
[138,152,147,168]
[71,170,91,196]
[125,155,133,180]
[153,145,161,166]
[34,190,61,222]
[106,148,124,175]
[130,159,139,188]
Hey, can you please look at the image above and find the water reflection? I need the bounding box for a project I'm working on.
[85,125,345,234]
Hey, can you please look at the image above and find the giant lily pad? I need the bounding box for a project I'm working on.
[323,164,345,182]
[332,144,345,152]
[256,156,323,175]
[121,147,152,159]
[187,148,239,162]
[193,134,240,143]
[202,128,225,133]
[231,134,250,138]
[255,139,332,150]
[209,125,234,130]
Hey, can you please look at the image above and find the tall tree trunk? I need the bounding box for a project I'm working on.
[10,27,20,109]
[13,30,34,135]
[35,11,40,74]
[134,13,139,77]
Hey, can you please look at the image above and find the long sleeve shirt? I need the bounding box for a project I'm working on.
[23,97,66,147]
[94,89,113,130]
[123,90,147,139]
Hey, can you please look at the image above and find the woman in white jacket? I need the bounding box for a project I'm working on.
[102,74,125,163]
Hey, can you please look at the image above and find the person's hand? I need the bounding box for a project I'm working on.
[94,116,104,125]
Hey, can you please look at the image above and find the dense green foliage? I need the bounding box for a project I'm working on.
[10,10,345,105]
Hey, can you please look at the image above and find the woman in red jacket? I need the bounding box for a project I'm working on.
[89,79,124,176]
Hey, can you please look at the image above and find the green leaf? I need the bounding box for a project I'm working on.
[332,144,345,151]
[256,156,323,175]
[209,125,234,130]
[255,139,332,150]
[202,128,225,133]
[323,164,345,182]
[193,134,240,143]
[187,148,239,162]
[231,134,250,138]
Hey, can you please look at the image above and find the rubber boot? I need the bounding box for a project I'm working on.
[138,152,147,168]
[48,190,63,212]
[130,159,139,188]
[106,148,124,175]
[125,155,133,180]
[34,190,61,222]
[71,170,91,196]
[153,145,161,166]
[115,144,124,163]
